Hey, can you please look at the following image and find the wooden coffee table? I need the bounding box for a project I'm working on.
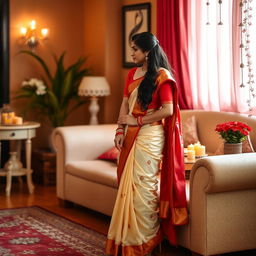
[184,155,209,179]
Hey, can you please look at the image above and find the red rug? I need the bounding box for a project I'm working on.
[0,206,106,255]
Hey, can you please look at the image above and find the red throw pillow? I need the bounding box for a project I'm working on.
[97,146,119,162]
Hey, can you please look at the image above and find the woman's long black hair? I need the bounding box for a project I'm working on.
[131,32,173,110]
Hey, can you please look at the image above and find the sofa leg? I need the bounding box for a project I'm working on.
[58,199,74,208]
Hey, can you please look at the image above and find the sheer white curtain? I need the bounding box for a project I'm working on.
[188,0,256,114]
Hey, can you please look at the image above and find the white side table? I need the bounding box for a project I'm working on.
[0,121,40,196]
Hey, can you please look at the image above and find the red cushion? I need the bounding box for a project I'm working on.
[97,146,119,161]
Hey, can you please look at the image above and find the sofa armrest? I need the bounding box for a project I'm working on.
[52,124,116,199]
[53,124,116,162]
[190,153,256,194]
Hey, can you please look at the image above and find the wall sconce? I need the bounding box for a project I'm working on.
[20,20,49,49]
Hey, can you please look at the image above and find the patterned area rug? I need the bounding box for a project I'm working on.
[0,206,106,255]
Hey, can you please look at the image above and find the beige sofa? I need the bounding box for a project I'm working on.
[53,110,256,256]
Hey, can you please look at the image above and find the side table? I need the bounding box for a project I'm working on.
[0,122,40,196]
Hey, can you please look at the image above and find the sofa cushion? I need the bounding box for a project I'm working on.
[97,146,119,162]
[182,115,200,147]
[66,160,118,188]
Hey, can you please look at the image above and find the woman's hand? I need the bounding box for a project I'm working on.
[118,115,137,126]
[115,134,124,151]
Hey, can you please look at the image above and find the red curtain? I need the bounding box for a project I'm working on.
[157,0,193,109]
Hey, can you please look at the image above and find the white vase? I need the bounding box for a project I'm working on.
[4,152,23,172]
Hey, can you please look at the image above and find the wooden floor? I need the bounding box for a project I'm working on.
[0,181,255,256]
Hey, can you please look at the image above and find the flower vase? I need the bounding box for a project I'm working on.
[224,143,242,154]
[4,152,23,172]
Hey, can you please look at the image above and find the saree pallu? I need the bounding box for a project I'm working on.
[106,124,164,256]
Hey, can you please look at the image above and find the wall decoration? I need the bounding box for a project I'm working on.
[122,3,151,68]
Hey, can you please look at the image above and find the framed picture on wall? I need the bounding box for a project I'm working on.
[122,3,151,68]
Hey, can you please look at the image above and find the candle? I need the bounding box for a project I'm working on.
[8,112,15,118]
[13,116,23,125]
[197,145,206,157]
[194,142,201,156]
[2,113,14,124]
[1,113,8,124]
[187,144,195,151]
[187,149,195,161]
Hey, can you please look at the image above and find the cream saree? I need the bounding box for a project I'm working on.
[106,86,164,256]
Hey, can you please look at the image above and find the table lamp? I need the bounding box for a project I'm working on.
[78,76,110,125]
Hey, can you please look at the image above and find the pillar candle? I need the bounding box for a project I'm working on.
[13,116,23,125]
[187,149,195,161]
[194,142,201,156]
[196,145,206,157]
[187,144,195,151]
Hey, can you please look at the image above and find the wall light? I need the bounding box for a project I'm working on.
[19,20,49,49]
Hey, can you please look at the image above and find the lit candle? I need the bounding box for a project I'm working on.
[1,113,8,124]
[8,112,15,118]
[187,144,195,151]
[194,142,201,156]
[196,145,206,157]
[187,149,195,161]
[13,116,23,125]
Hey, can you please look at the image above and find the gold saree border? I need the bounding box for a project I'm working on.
[105,230,163,256]
[160,201,188,225]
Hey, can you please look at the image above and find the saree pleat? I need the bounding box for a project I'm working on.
[106,124,164,256]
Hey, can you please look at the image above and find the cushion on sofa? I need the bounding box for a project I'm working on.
[97,146,119,162]
[66,160,118,188]
[182,115,200,147]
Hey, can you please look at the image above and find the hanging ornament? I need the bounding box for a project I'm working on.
[206,0,210,25]
[239,0,244,88]
[218,0,223,25]
[239,0,255,114]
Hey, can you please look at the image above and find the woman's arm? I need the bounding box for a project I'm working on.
[142,104,173,124]
[117,97,129,128]
[118,103,173,126]
[115,97,129,150]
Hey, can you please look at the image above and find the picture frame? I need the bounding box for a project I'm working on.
[122,3,151,68]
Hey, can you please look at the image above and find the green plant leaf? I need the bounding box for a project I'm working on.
[60,69,73,108]
[18,50,53,81]
[52,52,66,99]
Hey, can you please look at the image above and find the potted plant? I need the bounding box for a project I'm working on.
[15,50,90,128]
[215,121,252,154]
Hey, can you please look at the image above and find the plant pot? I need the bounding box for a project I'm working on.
[224,142,242,154]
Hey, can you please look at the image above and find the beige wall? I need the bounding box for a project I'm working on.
[9,0,156,148]
[10,0,87,148]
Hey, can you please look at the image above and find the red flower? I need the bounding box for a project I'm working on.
[215,121,252,143]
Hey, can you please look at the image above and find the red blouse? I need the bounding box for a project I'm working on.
[124,68,173,110]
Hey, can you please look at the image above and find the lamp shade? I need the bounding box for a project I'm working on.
[78,76,110,97]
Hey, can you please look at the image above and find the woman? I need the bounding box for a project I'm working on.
[106,32,188,256]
